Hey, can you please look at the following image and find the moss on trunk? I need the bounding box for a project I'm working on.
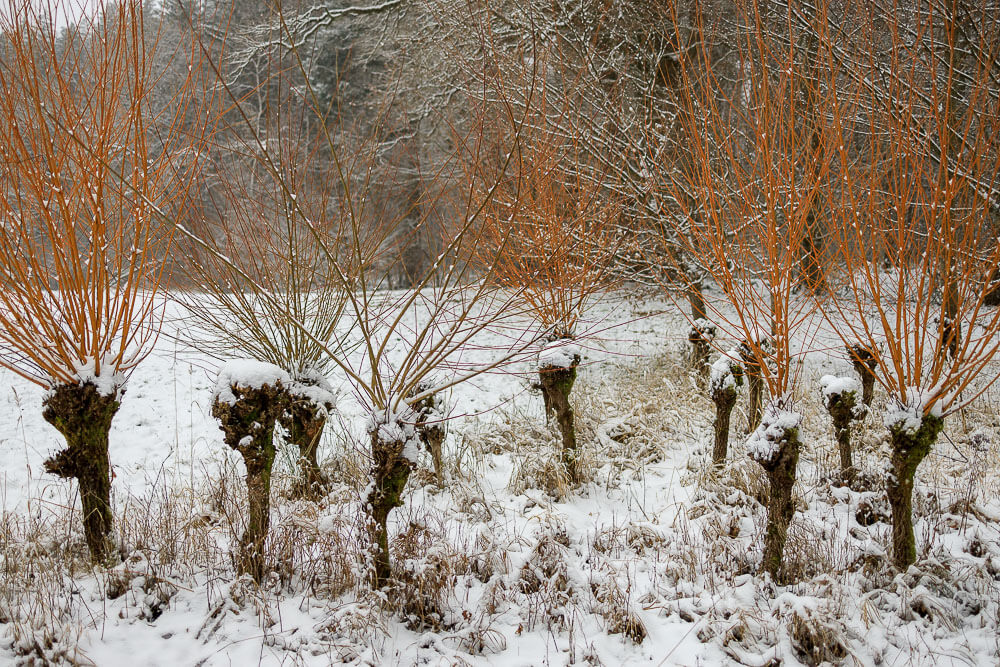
[42,382,121,564]
[365,424,415,588]
[887,414,943,569]
[539,353,581,484]
[212,383,288,582]
[749,406,802,581]
[281,399,329,500]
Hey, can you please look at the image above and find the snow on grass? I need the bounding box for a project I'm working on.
[0,291,998,665]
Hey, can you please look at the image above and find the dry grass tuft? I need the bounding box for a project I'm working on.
[788,606,849,666]
[387,517,468,631]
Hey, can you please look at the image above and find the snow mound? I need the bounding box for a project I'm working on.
[213,359,292,405]
[820,374,860,407]
[746,401,802,462]
[884,386,942,434]
[288,368,338,411]
[59,356,126,398]
[537,339,581,371]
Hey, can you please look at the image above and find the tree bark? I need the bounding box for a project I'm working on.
[212,384,288,582]
[760,432,800,580]
[366,426,414,588]
[887,415,943,569]
[711,384,737,465]
[539,355,580,484]
[688,320,715,386]
[42,382,121,563]
[411,389,446,485]
[740,346,765,432]
[282,399,329,500]
[847,343,877,407]
[826,390,859,484]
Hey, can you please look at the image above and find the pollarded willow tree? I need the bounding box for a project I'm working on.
[0,0,210,562]
[661,2,848,579]
[470,70,622,485]
[820,0,1000,569]
[181,101,354,578]
[181,71,352,505]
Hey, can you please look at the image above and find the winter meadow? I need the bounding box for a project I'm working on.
[1,1,999,665]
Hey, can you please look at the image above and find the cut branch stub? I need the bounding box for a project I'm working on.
[747,402,802,581]
[846,343,877,408]
[820,375,862,485]
[886,410,944,569]
[365,410,419,588]
[212,372,290,583]
[538,340,582,484]
[709,353,743,465]
[42,381,122,564]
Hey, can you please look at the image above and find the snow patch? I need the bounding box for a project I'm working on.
[883,386,942,434]
[213,359,292,405]
[537,338,581,371]
[746,400,802,462]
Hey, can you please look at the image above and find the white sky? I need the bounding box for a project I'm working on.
[1,1,106,30]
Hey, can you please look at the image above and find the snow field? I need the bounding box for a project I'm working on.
[0,291,998,665]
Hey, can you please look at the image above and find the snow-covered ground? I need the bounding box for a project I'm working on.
[1,290,998,665]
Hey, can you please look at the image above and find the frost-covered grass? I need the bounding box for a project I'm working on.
[1,292,999,665]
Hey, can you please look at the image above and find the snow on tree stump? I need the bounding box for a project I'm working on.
[820,375,863,486]
[409,380,448,486]
[281,372,337,500]
[709,352,743,465]
[212,360,292,582]
[688,319,717,386]
[365,409,421,587]
[884,394,944,569]
[846,343,878,408]
[538,339,582,485]
[747,400,803,580]
[43,377,123,564]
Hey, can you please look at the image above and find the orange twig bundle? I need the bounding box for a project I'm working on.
[0,0,207,388]
[474,93,621,340]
